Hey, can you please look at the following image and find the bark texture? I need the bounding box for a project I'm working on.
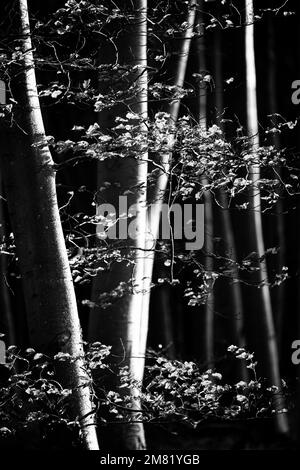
[89,0,148,450]
[245,0,288,434]
[1,0,99,449]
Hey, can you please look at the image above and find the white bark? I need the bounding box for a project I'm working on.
[245,0,288,434]
[141,0,197,331]
[2,0,99,449]
[89,0,148,450]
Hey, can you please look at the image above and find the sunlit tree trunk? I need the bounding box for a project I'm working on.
[0,0,99,449]
[141,0,196,360]
[245,0,288,434]
[197,0,215,367]
[214,30,247,381]
[89,0,148,449]
[141,0,197,343]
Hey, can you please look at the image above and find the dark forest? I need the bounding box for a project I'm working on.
[0,0,300,455]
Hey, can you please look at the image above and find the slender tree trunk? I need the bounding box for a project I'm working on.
[1,0,99,449]
[141,0,197,335]
[197,0,215,367]
[90,3,196,447]
[245,0,288,434]
[214,30,247,381]
[89,0,148,450]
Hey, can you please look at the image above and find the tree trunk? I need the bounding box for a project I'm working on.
[89,0,148,450]
[214,30,247,381]
[1,0,99,449]
[141,0,197,335]
[197,0,215,367]
[245,0,288,434]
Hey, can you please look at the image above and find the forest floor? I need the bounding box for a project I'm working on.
[146,421,297,450]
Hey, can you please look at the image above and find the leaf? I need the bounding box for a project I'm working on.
[51,90,63,99]
[83,79,91,90]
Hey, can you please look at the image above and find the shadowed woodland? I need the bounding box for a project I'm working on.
[0,0,300,451]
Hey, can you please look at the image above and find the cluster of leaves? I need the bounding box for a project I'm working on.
[98,346,289,429]
[63,231,291,311]
[0,346,80,449]
[52,114,300,205]
[1,0,268,113]
[0,342,290,449]
[0,341,114,449]
[37,0,113,37]
[27,0,206,83]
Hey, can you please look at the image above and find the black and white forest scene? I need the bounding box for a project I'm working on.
[1,0,300,460]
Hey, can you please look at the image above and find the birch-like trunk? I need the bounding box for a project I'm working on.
[1,0,99,449]
[245,0,288,434]
[89,0,148,450]
[141,0,197,329]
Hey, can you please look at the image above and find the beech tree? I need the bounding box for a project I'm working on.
[88,0,148,450]
[141,0,197,342]
[245,0,288,434]
[0,0,298,451]
[0,0,99,449]
[88,0,199,450]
